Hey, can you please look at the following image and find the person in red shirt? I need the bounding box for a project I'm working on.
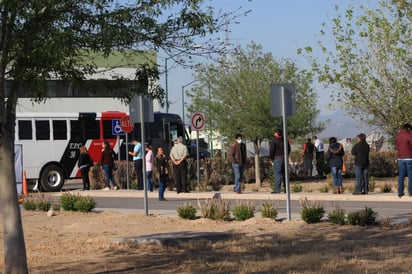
[394,123,412,197]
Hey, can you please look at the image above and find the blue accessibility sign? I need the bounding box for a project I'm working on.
[112,119,125,136]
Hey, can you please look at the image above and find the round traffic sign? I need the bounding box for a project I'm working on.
[191,113,205,131]
[120,116,134,133]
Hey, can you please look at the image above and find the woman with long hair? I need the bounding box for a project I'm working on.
[100,141,117,190]
[78,145,93,190]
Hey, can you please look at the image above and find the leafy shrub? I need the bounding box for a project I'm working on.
[261,200,278,219]
[380,216,392,227]
[177,203,197,220]
[36,201,51,212]
[347,207,377,226]
[232,200,255,221]
[319,185,329,193]
[22,200,37,211]
[74,197,96,212]
[300,197,325,224]
[22,194,52,211]
[60,193,96,212]
[328,205,346,225]
[60,193,80,211]
[291,183,303,193]
[197,198,231,221]
[381,183,392,193]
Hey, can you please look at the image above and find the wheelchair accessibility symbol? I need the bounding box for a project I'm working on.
[112,119,125,135]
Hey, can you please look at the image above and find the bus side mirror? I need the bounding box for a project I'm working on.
[188,126,192,134]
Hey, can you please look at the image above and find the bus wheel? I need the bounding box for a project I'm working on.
[40,165,65,192]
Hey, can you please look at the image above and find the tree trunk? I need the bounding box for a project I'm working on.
[0,90,28,273]
[253,139,261,188]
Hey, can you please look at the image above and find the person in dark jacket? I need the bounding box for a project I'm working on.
[229,134,246,194]
[153,147,168,201]
[100,141,117,190]
[269,129,291,193]
[301,138,315,178]
[78,145,93,190]
[351,133,370,194]
[326,137,345,194]
[394,123,412,197]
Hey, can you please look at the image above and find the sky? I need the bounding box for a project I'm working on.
[159,0,353,119]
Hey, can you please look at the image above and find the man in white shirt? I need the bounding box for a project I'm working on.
[312,136,326,179]
[170,136,189,193]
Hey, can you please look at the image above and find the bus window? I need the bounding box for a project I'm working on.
[35,120,50,140]
[52,120,67,140]
[84,119,99,139]
[18,120,32,140]
[71,120,99,141]
[170,123,179,143]
[103,120,113,139]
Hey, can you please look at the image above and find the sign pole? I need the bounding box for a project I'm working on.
[190,112,205,190]
[120,116,135,191]
[281,86,292,221]
[196,130,200,188]
[126,133,129,190]
[139,95,148,216]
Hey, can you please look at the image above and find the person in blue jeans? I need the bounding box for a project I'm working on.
[129,138,143,190]
[100,141,117,190]
[326,137,345,194]
[351,133,370,194]
[154,147,168,201]
[269,129,291,193]
[229,134,246,194]
[395,123,412,198]
[145,144,154,192]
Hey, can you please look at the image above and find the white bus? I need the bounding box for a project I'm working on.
[15,111,198,192]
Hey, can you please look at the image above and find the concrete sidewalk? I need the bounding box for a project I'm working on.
[55,188,411,202]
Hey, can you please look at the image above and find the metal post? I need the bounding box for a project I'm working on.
[196,130,200,188]
[208,84,214,157]
[165,58,169,113]
[181,85,185,125]
[126,133,129,190]
[281,87,291,221]
[182,80,198,126]
[139,95,148,216]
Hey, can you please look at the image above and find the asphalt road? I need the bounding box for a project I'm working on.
[60,181,412,224]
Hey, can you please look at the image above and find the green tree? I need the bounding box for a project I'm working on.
[0,1,234,272]
[299,0,412,137]
[187,43,323,186]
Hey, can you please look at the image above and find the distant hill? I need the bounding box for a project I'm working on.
[317,110,376,139]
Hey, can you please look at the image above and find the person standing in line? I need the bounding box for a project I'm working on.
[312,135,326,179]
[394,123,412,198]
[78,145,93,190]
[301,138,315,179]
[129,138,143,190]
[170,136,189,193]
[269,129,291,194]
[326,137,345,194]
[100,141,117,190]
[154,147,168,201]
[351,133,370,194]
[229,133,247,194]
[145,144,154,192]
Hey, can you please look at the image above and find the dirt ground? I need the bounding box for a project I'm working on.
[1,210,412,274]
[1,177,411,273]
